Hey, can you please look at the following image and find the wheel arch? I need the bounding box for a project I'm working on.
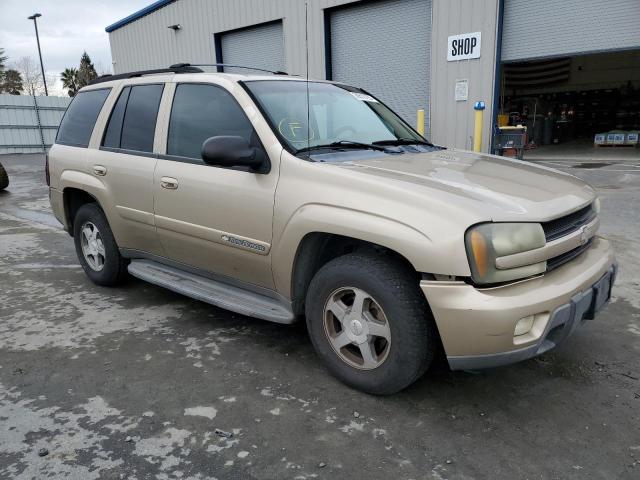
[288,232,421,316]
[272,204,436,303]
[60,170,110,236]
[62,187,101,236]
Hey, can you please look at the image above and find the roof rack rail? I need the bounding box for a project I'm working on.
[169,63,288,75]
[88,65,204,85]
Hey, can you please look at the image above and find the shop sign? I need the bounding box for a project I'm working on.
[448,32,481,61]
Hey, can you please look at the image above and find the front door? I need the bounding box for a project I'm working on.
[153,82,279,289]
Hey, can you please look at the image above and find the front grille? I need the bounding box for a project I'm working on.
[547,239,593,273]
[542,204,596,242]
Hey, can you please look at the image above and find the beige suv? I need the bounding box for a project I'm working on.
[48,65,616,394]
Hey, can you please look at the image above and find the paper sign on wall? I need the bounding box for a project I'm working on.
[455,79,468,101]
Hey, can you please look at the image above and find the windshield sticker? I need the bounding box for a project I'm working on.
[278,117,315,143]
[350,92,379,103]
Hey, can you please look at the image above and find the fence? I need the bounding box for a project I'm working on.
[0,93,71,154]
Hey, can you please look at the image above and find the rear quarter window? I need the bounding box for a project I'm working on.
[120,84,164,152]
[56,88,111,147]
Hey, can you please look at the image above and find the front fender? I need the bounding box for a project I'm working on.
[271,203,469,298]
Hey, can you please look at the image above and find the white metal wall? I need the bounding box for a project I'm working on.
[328,0,431,125]
[107,0,503,151]
[0,94,71,154]
[430,0,500,152]
[108,0,362,78]
[219,21,285,73]
[502,0,640,62]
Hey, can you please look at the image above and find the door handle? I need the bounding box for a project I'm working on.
[160,177,179,190]
[93,165,107,176]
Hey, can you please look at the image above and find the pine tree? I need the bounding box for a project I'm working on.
[1,69,23,94]
[76,51,97,88]
[0,47,8,87]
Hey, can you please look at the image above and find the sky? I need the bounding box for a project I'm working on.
[0,0,152,95]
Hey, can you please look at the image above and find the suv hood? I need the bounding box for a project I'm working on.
[327,148,595,222]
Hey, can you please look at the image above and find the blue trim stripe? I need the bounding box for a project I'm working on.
[105,0,176,33]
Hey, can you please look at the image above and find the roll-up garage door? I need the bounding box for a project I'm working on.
[218,21,285,74]
[329,0,432,128]
[502,0,640,62]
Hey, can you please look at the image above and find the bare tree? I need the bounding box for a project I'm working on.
[11,56,54,96]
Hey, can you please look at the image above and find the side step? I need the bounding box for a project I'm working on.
[128,259,295,324]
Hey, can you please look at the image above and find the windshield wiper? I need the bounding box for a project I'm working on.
[373,138,434,147]
[297,140,392,154]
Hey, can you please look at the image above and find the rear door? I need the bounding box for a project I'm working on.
[153,81,279,289]
[92,83,165,255]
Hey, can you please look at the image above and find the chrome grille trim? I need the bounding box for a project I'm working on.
[542,203,596,242]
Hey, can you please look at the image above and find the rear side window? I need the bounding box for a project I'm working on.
[102,84,164,153]
[56,88,110,147]
[167,83,254,160]
[102,86,130,149]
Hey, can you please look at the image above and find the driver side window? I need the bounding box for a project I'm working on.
[167,83,255,160]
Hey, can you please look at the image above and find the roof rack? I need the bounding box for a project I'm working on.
[170,63,289,75]
[88,65,204,85]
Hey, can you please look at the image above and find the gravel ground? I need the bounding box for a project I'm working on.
[0,153,638,480]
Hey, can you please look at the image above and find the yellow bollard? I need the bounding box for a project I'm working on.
[473,101,485,152]
[416,109,425,136]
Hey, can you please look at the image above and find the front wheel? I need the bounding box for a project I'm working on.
[305,252,437,395]
[73,203,128,286]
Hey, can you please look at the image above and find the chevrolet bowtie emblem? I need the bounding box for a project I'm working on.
[579,226,589,245]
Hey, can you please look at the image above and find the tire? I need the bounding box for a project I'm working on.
[305,252,437,395]
[73,203,128,286]
[0,162,9,191]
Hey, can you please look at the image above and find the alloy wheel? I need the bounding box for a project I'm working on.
[80,221,106,271]
[323,287,391,370]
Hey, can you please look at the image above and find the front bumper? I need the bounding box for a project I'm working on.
[420,237,616,370]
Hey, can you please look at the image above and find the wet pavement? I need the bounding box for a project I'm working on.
[0,154,639,479]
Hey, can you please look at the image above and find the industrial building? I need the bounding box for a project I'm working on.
[106,0,640,155]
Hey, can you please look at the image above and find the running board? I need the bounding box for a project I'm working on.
[127,259,295,324]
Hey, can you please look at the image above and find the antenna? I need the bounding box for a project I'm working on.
[305,2,311,156]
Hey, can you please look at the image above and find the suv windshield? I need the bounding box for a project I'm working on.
[243,80,427,153]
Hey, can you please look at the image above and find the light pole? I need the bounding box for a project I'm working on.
[27,13,48,96]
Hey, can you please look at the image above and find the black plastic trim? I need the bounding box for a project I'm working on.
[98,146,158,159]
[89,66,203,85]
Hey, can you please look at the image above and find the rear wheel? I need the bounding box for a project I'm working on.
[73,203,128,286]
[305,252,437,394]
[0,162,9,190]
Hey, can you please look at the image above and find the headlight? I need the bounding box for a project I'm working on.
[593,197,601,214]
[465,223,546,285]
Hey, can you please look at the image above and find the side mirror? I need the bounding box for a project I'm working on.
[201,136,264,170]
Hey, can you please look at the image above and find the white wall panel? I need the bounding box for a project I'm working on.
[108,0,361,77]
[329,0,431,125]
[0,94,70,153]
[219,21,285,73]
[502,0,640,62]
[430,0,500,151]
